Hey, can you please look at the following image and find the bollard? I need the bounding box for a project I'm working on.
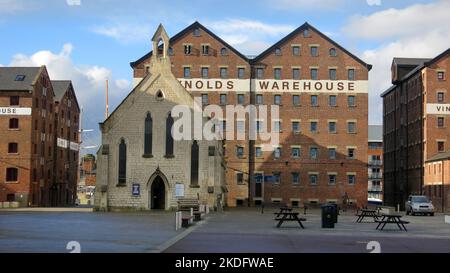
[190,208,194,224]
[206,206,209,214]
[175,212,179,230]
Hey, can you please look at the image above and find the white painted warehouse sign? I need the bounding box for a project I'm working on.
[0,107,32,115]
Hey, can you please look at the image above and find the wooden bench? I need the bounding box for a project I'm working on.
[177,198,200,212]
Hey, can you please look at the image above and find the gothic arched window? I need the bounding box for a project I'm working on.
[118,139,127,184]
[191,141,199,186]
[144,113,153,155]
[165,113,174,157]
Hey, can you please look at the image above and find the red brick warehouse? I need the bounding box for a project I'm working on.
[0,66,80,207]
[131,22,372,207]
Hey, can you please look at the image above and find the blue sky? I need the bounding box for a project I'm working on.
[1,0,449,151]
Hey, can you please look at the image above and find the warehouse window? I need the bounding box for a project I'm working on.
[201,94,208,105]
[438,92,445,103]
[310,121,318,133]
[9,118,19,129]
[292,46,300,56]
[166,113,174,156]
[256,94,263,105]
[329,95,337,106]
[348,95,356,107]
[311,46,318,57]
[437,71,445,80]
[292,172,300,184]
[438,141,445,152]
[256,68,264,79]
[329,48,337,57]
[274,147,281,159]
[237,94,245,105]
[293,95,300,106]
[144,113,153,156]
[348,175,356,185]
[328,174,337,185]
[238,68,245,79]
[6,168,18,182]
[118,139,126,184]
[220,47,228,56]
[348,148,355,159]
[220,94,227,105]
[275,48,282,56]
[274,95,281,105]
[311,95,318,106]
[329,69,337,80]
[328,122,336,133]
[236,146,244,158]
[193,28,200,36]
[328,148,336,159]
[201,67,209,79]
[303,29,310,37]
[220,67,228,79]
[438,117,445,128]
[292,68,300,80]
[10,96,19,106]
[183,67,191,78]
[184,45,191,55]
[310,69,318,80]
[236,173,244,185]
[348,69,355,81]
[190,141,199,186]
[348,122,356,133]
[8,143,18,154]
[274,68,281,80]
[310,147,318,159]
[309,174,318,185]
[201,44,209,55]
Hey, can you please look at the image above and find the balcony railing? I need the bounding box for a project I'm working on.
[368,186,382,192]
[369,173,382,179]
[368,160,382,166]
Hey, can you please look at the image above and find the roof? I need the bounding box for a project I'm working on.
[251,22,372,70]
[392,57,431,67]
[130,21,249,67]
[51,80,71,101]
[0,67,42,91]
[368,125,383,142]
[426,150,450,163]
[381,48,450,98]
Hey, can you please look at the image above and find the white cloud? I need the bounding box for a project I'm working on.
[115,79,130,89]
[344,0,450,40]
[366,0,381,6]
[206,19,294,55]
[91,22,153,44]
[7,43,131,149]
[342,0,450,124]
[0,0,25,14]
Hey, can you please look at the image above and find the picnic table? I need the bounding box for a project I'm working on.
[356,209,379,223]
[274,206,293,218]
[376,214,409,231]
[274,212,306,229]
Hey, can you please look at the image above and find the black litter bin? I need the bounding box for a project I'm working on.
[328,203,338,223]
[321,204,335,228]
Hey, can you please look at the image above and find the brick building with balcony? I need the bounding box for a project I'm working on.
[368,125,383,200]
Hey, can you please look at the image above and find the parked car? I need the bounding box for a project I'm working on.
[405,195,435,216]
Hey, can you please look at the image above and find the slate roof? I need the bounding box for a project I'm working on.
[0,67,42,91]
[51,80,71,101]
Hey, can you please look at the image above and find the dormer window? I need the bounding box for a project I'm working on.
[15,75,26,81]
[193,28,200,36]
[275,48,282,56]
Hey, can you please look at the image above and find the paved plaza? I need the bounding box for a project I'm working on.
[1,208,450,253]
